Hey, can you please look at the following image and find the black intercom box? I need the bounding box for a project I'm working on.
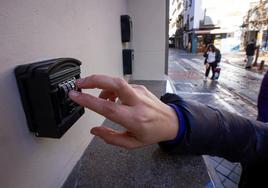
[123,49,134,75]
[120,15,132,43]
[15,58,85,138]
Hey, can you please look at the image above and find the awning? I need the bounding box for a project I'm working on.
[210,28,236,34]
[193,28,236,35]
[194,30,211,34]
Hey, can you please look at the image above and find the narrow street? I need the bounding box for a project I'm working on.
[168,48,264,118]
[168,48,266,188]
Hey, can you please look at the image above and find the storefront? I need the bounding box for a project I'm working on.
[188,28,237,53]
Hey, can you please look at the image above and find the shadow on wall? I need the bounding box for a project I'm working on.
[0,67,33,139]
[0,64,68,158]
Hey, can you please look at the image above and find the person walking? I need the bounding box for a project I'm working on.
[187,41,191,53]
[245,40,257,69]
[203,44,221,81]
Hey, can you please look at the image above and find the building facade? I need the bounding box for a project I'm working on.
[242,0,268,51]
[184,0,252,53]
[169,0,258,53]
[169,0,184,48]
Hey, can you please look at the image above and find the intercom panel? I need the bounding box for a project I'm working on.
[15,58,85,138]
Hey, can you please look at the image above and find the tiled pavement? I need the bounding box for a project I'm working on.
[222,52,268,73]
[204,156,241,188]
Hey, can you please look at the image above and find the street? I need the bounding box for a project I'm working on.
[168,48,264,118]
[168,48,266,188]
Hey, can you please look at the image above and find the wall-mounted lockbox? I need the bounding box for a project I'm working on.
[15,58,85,138]
[120,15,132,43]
[123,49,134,75]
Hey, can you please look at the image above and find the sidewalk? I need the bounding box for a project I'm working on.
[222,51,268,74]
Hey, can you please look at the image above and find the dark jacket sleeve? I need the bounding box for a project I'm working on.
[159,93,268,163]
[246,43,256,56]
[203,52,208,64]
[203,52,208,58]
[215,50,221,63]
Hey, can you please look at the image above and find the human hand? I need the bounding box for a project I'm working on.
[68,75,179,149]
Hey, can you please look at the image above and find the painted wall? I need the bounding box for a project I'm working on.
[127,0,167,80]
[0,0,127,188]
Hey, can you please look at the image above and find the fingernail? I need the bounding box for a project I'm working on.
[90,128,99,136]
[76,78,85,85]
[69,90,81,97]
[90,130,96,135]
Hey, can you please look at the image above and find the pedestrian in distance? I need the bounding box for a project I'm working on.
[245,40,257,69]
[203,44,221,81]
[187,41,191,53]
[69,74,268,188]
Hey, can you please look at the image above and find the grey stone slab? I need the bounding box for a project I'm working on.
[129,80,167,99]
[223,178,238,188]
[206,156,220,168]
[203,156,224,188]
[228,172,241,184]
[217,172,227,182]
[64,129,209,188]
[210,156,224,164]
[233,165,242,175]
[216,165,231,177]
[220,160,237,171]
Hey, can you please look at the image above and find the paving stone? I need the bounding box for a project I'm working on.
[217,172,227,182]
[221,159,237,171]
[223,178,238,188]
[233,165,242,175]
[210,156,224,164]
[216,165,232,177]
[207,156,220,168]
[228,172,241,184]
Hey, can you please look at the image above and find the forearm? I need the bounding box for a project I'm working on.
[159,93,267,163]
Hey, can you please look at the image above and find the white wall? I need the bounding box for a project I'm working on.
[127,0,167,80]
[0,0,127,188]
[193,0,202,29]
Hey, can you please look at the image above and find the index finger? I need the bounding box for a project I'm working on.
[76,75,138,105]
[68,90,138,131]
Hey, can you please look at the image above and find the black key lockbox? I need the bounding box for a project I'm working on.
[122,49,133,75]
[15,58,85,138]
[120,15,132,43]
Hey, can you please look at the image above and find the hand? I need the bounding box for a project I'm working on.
[68,75,179,149]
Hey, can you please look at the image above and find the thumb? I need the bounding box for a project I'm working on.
[91,126,143,149]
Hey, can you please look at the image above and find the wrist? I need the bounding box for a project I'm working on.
[164,105,180,141]
[161,103,186,145]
